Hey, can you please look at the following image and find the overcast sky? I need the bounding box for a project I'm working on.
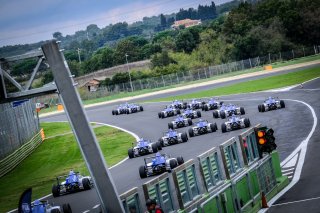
[0,0,230,47]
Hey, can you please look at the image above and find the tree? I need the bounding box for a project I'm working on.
[175,30,197,54]
[53,32,63,40]
[160,14,167,27]
[151,50,176,68]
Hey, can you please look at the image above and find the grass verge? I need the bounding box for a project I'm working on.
[39,55,320,115]
[149,66,320,101]
[0,122,134,213]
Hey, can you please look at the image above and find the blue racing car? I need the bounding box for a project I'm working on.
[182,108,201,119]
[188,119,218,137]
[213,104,245,119]
[258,97,285,112]
[168,115,193,129]
[158,129,188,147]
[158,106,181,118]
[128,138,162,158]
[139,152,184,178]
[202,98,223,111]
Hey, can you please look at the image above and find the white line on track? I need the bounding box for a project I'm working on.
[271,196,320,207]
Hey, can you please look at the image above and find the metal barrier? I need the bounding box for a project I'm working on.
[0,129,43,177]
[256,155,277,196]
[197,147,224,194]
[219,137,243,179]
[238,124,261,166]
[172,159,205,212]
[120,187,142,213]
[142,172,175,213]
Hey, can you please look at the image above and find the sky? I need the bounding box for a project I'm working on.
[0,0,231,47]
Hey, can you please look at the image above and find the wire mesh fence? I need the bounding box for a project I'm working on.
[77,45,319,101]
[0,100,39,159]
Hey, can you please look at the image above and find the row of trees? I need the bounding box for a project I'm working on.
[176,2,217,21]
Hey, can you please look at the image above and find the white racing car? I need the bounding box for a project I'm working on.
[258,97,285,112]
[221,114,251,133]
[128,138,162,158]
[188,119,218,137]
[213,104,245,119]
[158,129,188,147]
[168,115,193,129]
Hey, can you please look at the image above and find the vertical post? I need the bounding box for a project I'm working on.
[176,72,180,84]
[241,60,244,70]
[125,53,133,92]
[161,75,165,87]
[77,48,82,64]
[303,47,305,57]
[139,79,143,90]
[197,70,201,80]
[268,53,271,64]
[0,65,7,100]
[314,45,317,54]
[292,49,295,59]
[204,68,207,78]
[249,58,252,68]
[41,40,125,213]
[279,52,282,61]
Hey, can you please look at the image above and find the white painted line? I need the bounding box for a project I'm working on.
[281,167,295,172]
[92,204,100,209]
[282,153,299,168]
[287,175,293,179]
[82,210,90,213]
[259,99,318,212]
[272,196,320,207]
[282,171,294,176]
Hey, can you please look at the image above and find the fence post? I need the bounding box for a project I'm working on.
[279,52,282,62]
[176,73,180,84]
[249,58,252,68]
[241,60,244,70]
[161,75,165,87]
[204,68,208,78]
[139,80,143,90]
[303,47,305,57]
[197,70,201,80]
[268,53,271,64]
[314,45,317,54]
[292,49,295,59]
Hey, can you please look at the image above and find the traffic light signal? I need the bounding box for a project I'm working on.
[255,126,276,157]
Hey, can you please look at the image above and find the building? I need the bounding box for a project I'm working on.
[171,19,202,29]
[82,77,104,92]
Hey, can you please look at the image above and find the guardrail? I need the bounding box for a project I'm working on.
[0,129,44,178]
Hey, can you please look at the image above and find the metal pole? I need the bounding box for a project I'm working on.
[279,52,282,61]
[41,40,125,213]
[268,53,271,64]
[303,47,305,57]
[77,48,82,64]
[125,53,133,92]
[292,49,295,59]
[249,58,252,68]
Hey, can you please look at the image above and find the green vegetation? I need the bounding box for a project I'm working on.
[0,122,134,213]
[149,66,320,102]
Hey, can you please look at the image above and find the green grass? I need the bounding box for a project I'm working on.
[0,122,134,213]
[149,66,320,101]
[39,55,320,115]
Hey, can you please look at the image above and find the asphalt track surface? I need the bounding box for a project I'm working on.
[41,67,320,213]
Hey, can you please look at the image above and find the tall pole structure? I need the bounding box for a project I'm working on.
[125,53,134,92]
[41,40,124,213]
[77,48,82,64]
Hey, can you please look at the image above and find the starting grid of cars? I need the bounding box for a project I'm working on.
[49,97,285,206]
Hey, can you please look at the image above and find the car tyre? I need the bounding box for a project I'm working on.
[187,118,193,125]
[258,105,262,112]
[51,209,60,213]
[240,107,245,115]
[158,112,162,118]
[158,138,164,147]
[220,111,226,119]
[52,185,60,197]
[177,109,181,114]
[161,112,165,119]
[169,159,178,169]
[280,100,285,108]
[197,111,201,118]
[168,122,174,129]
[140,106,144,111]
[244,118,251,128]
[82,178,91,190]
[152,143,158,153]
[188,128,194,137]
[62,203,72,213]
[181,132,188,142]
[139,166,147,179]
[156,141,162,150]
[221,123,227,133]
[213,111,219,118]
[128,148,135,158]
[261,104,265,112]
[177,156,184,165]
[210,123,216,132]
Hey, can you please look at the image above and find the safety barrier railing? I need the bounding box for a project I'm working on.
[219,137,244,179]
[0,129,44,178]
[120,187,142,213]
[172,159,207,212]
[142,172,175,213]
[197,147,224,194]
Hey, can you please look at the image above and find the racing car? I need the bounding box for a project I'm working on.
[19,188,72,213]
[52,171,93,197]
[202,98,223,111]
[167,100,187,109]
[168,115,193,129]
[31,200,72,213]
[186,99,205,110]
[158,106,181,119]
[212,104,245,119]
[128,138,162,158]
[139,152,184,178]
[258,97,285,112]
[158,129,188,147]
[221,114,251,133]
[182,108,201,119]
[125,103,144,114]
[188,119,218,137]
[112,104,128,115]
